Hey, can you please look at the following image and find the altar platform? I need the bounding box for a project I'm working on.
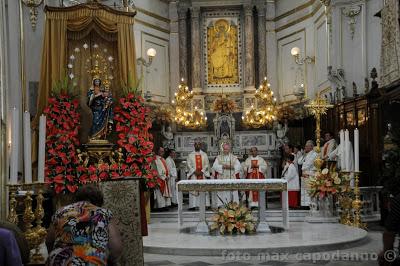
[144,221,368,256]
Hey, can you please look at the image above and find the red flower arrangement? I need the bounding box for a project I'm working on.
[113,92,158,189]
[44,92,81,194]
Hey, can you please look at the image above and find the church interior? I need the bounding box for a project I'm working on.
[0,0,399,265]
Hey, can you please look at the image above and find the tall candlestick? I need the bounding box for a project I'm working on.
[10,107,19,185]
[23,111,32,184]
[38,115,46,183]
[339,130,345,170]
[344,129,350,171]
[354,128,359,172]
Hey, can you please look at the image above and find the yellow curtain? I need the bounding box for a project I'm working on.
[32,3,137,178]
[34,3,136,128]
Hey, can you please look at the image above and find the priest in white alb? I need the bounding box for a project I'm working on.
[154,147,172,209]
[212,143,241,206]
[187,139,211,210]
[165,149,178,206]
[297,140,318,207]
[243,147,268,208]
[322,132,337,160]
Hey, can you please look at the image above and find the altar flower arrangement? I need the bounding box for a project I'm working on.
[212,95,236,113]
[308,167,350,199]
[114,91,158,189]
[210,202,256,234]
[44,89,81,194]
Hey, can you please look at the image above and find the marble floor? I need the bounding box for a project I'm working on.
[144,208,385,266]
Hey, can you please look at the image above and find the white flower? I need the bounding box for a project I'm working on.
[69,73,74,80]
[103,48,108,53]
[108,56,114,62]
[321,168,329,175]
[93,43,99,49]
[334,178,341,185]
[69,55,75,60]
[67,63,73,69]
[83,43,89,49]
[109,75,113,80]
[74,47,80,53]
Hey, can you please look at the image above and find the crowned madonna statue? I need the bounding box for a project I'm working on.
[87,62,114,143]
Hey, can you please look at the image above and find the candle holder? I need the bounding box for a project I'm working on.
[6,184,20,224]
[31,185,47,264]
[338,171,353,226]
[352,171,366,229]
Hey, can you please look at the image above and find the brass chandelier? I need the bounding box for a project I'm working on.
[242,77,278,128]
[172,79,207,129]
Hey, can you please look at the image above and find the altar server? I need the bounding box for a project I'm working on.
[154,147,172,209]
[212,143,241,206]
[322,132,337,160]
[297,140,318,207]
[187,139,211,209]
[165,149,178,206]
[282,154,300,208]
[243,147,268,208]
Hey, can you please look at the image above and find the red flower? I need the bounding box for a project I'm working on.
[67,184,78,193]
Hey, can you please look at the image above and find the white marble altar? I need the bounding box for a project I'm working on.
[176,179,289,233]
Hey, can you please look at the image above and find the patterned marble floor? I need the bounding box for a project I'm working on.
[144,221,384,266]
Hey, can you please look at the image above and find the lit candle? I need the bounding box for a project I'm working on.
[344,129,350,171]
[339,130,344,170]
[23,111,32,184]
[38,115,46,183]
[354,128,359,172]
[10,107,19,185]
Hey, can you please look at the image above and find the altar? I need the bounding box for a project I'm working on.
[176,179,289,233]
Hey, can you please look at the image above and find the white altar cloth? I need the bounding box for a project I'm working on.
[176,179,289,233]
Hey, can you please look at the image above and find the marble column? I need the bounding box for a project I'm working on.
[244,4,255,89]
[257,4,267,82]
[190,6,202,91]
[178,6,188,81]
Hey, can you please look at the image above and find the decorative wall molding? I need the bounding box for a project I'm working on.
[341,5,362,40]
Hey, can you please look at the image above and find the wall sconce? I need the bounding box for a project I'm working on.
[290,47,315,65]
[22,0,44,31]
[137,48,157,68]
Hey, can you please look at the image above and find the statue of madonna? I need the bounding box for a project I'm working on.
[87,78,114,140]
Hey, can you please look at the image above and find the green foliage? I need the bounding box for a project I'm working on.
[52,76,76,97]
[122,74,142,96]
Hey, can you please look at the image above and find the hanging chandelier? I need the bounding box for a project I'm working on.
[172,79,207,129]
[242,77,278,128]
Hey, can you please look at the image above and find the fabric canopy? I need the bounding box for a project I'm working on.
[34,2,137,128]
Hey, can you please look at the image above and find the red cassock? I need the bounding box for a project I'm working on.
[246,160,265,202]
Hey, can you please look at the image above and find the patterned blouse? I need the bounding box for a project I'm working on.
[46,201,113,266]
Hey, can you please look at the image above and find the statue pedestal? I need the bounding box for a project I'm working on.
[82,140,115,164]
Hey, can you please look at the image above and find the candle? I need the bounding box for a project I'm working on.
[23,111,32,184]
[344,129,350,171]
[10,107,19,185]
[38,115,46,183]
[354,128,359,172]
[339,130,345,170]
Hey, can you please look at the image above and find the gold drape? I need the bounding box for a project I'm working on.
[32,3,136,177]
[34,3,136,129]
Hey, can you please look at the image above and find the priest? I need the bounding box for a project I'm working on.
[187,139,211,210]
[322,132,337,160]
[297,140,318,207]
[165,149,178,206]
[212,143,241,206]
[243,147,268,208]
[154,147,172,209]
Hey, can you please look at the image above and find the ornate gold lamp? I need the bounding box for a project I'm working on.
[242,77,278,128]
[21,0,43,31]
[172,79,207,129]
